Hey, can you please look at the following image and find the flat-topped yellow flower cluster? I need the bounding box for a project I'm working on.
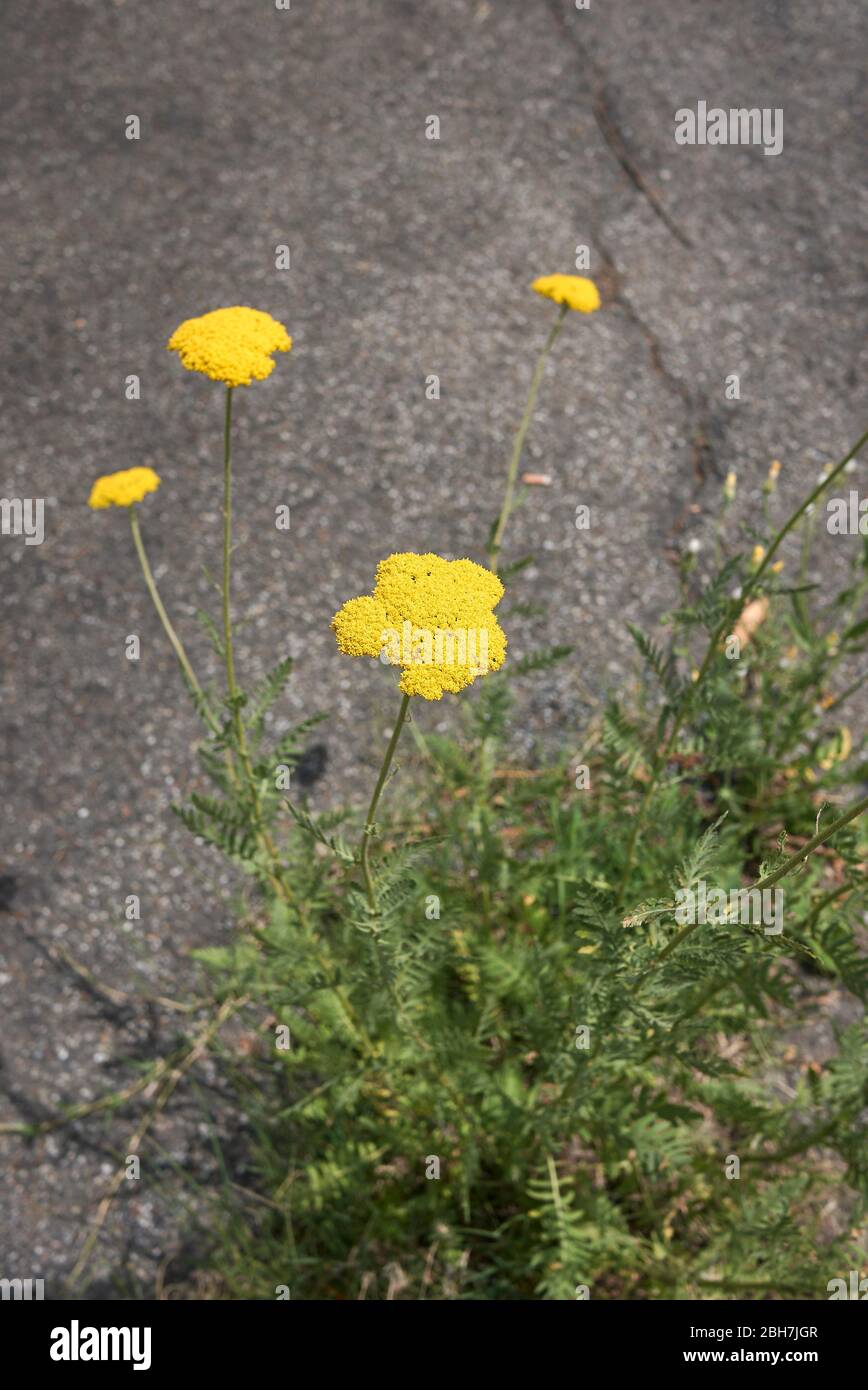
[332,552,507,700]
[88,466,161,509]
[531,273,600,314]
[167,306,292,387]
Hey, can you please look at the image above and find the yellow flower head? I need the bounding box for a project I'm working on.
[88,466,161,509]
[531,274,601,314]
[167,306,292,387]
[332,552,507,700]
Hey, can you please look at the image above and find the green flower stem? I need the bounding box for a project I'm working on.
[355,695,480,1114]
[130,391,371,1053]
[219,384,292,899]
[620,425,868,898]
[221,385,240,726]
[220,387,259,783]
[129,507,218,734]
[361,692,411,911]
[487,303,568,572]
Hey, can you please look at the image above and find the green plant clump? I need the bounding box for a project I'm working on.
[70,293,867,1301]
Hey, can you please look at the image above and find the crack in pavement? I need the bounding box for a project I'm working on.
[590,218,726,553]
[544,0,694,250]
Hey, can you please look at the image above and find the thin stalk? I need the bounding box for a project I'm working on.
[218,385,295,902]
[221,385,241,733]
[620,426,868,897]
[361,692,411,911]
[129,507,219,734]
[213,404,374,1054]
[129,401,373,1064]
[220,386,262,781]
[632,789,868,994]
[487,303,568,571]
[351,694,481,1120]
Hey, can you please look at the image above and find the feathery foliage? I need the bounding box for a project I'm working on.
[172,465,867,1300]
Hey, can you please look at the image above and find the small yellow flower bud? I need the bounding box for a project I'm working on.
[751,545,766,568]
[763,459,781,494]
[723,470,737,502]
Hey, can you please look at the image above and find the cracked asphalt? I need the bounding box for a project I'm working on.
[1,0,866,1295]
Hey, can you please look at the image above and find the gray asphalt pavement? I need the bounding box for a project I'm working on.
[1,0,866,1293]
